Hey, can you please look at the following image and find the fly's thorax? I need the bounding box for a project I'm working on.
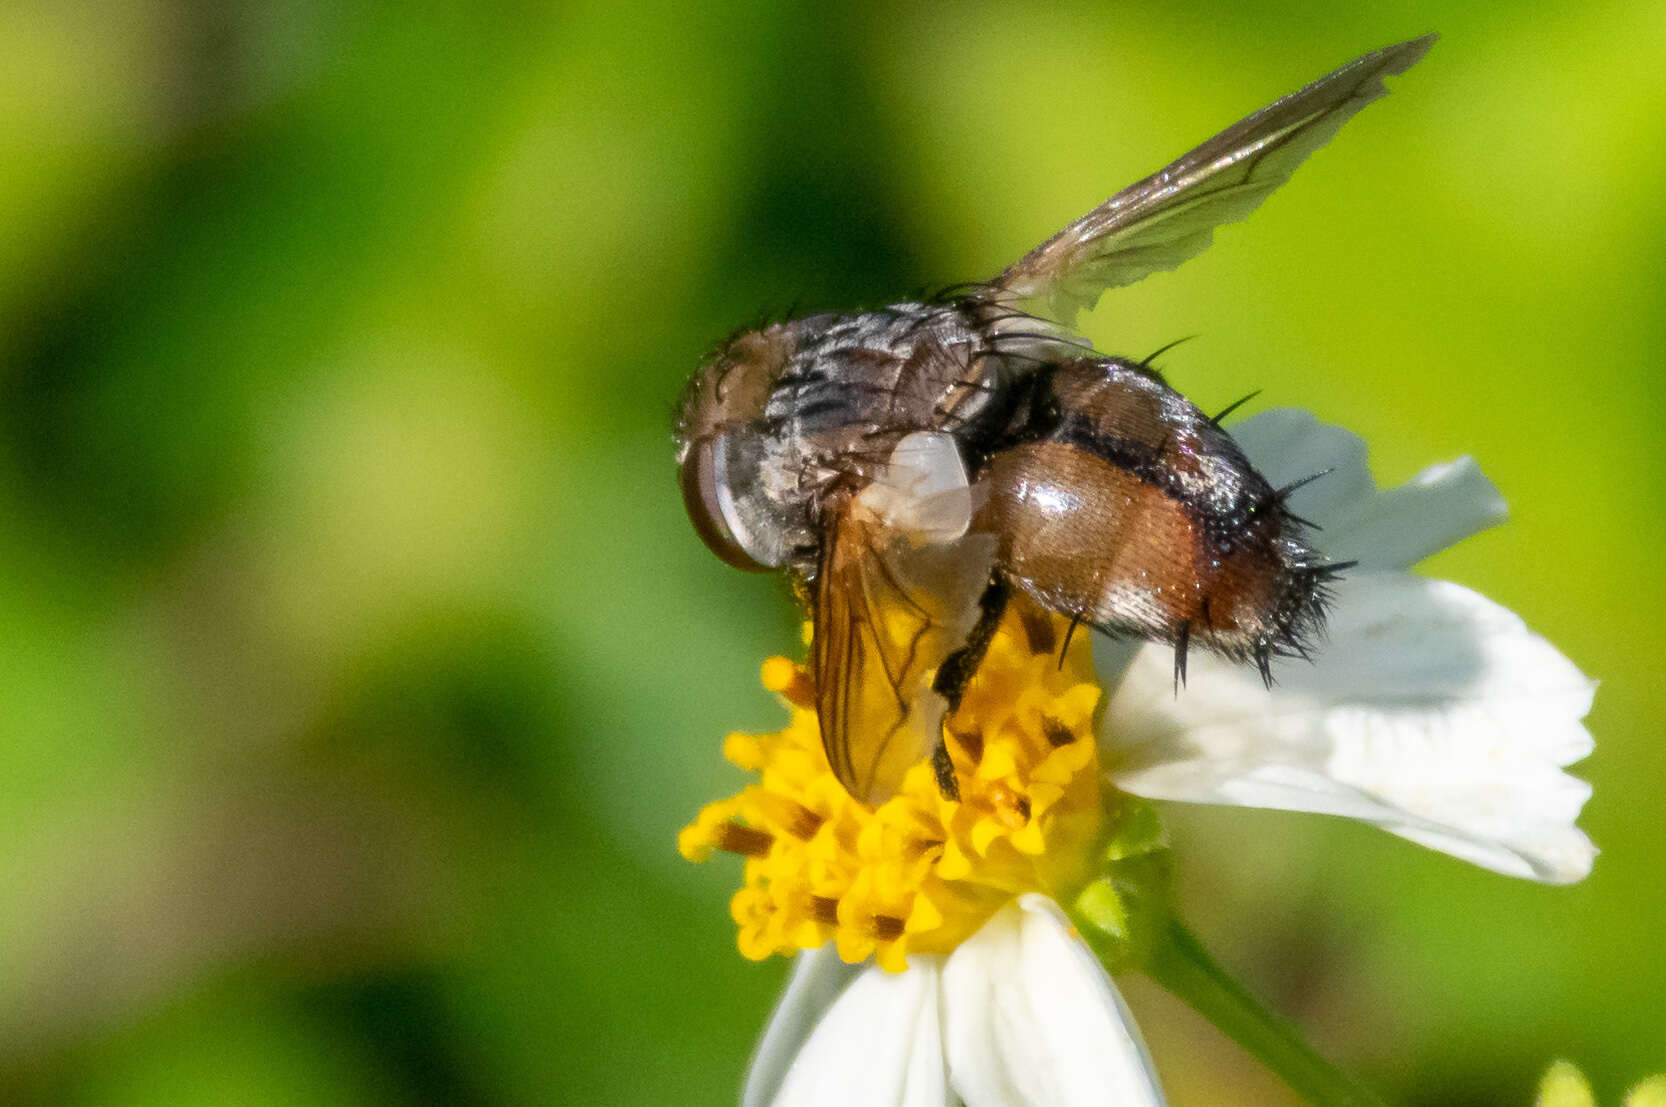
[763,303,1006,571]
[762,303,992,440]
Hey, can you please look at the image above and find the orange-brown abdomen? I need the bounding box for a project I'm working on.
[981,358,1336,676]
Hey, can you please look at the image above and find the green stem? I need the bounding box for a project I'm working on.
[1143,920,1390,1107]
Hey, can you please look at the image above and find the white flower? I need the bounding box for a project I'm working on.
[743,410,1595,1105]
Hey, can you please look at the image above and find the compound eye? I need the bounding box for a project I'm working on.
[679,435,772,572]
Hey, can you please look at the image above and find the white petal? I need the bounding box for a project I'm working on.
[772,959,951,1107]
[1229,408,1376,526]
[942,896,1164,1107]
[1320,456,1507,571]
[1230,409,1506,569]
[1103,572,1596,883]
[745,945,866,1107]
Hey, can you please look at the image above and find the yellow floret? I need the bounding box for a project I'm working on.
[679,602,1110,971]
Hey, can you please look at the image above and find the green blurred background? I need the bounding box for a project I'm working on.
[1,1,1661,1103]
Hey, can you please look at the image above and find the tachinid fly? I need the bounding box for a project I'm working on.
[675,36,1434,805]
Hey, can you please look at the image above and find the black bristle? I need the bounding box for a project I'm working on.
[1208,389,1263,427]
[1059,613,1084,670]
[1275,468,1335,500]
[1283,511,1322,530]
[1173,621,1190,693]
[1139,335,1197,371]
[1253,555,1360,681]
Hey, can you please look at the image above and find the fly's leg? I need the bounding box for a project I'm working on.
[933,577,1010,713]
[931,742,960,802]
[929,577,1009,800]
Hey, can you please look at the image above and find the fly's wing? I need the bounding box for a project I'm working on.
[991,35,1435,325]
[811,504,992,805]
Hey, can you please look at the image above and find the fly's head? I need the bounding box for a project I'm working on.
[674,323,806,574]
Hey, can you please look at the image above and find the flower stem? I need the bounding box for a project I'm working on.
[1143,920,1390,1107]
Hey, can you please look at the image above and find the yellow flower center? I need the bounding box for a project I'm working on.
[679,604,1107,972]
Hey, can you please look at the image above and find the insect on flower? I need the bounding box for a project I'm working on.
[675,35,1435,807]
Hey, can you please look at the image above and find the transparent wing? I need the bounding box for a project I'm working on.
[812,506,991,805]
[991,35,1435,325]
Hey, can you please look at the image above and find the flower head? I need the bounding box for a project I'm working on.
[680,604,1124,973]
[682,409,1596,1107]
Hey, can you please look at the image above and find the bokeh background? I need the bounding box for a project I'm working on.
[1,1,1662,1103]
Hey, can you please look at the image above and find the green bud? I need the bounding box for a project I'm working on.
[1068,793,1173,973]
